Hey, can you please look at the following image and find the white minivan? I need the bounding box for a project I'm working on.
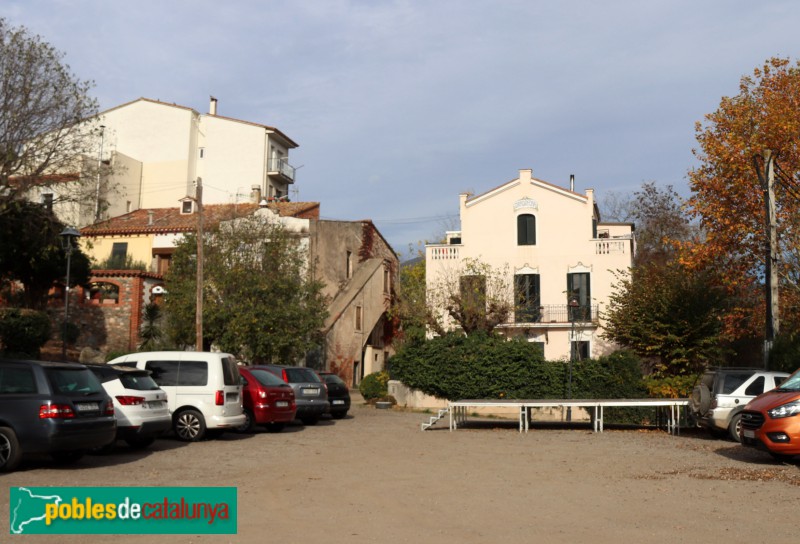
[107,351,245,441]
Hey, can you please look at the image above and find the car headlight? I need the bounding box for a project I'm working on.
[768,400,800,419]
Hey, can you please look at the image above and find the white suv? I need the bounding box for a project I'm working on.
[690,368,789,442]
[85,364,171,449]
[107,352,245,441]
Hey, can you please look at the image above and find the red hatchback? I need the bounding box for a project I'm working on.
[238,367,296,432]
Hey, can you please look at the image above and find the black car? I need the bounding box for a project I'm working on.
[317,372,351,419]
[258,365,330,425]
[0,359,117,472]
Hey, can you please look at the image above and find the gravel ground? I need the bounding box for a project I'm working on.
[3,400,800,543]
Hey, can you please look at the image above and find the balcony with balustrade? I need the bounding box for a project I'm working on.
[267,157,296,184]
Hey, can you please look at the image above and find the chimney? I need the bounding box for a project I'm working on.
[209,96,218,115]
[570,174,575,192]
[147,210,154,226]
[251,185,262,204]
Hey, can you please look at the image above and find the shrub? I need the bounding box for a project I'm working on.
[60,321,81,346]
[0,308,52,357]
[360,371,390,400]
[768,333,800,374]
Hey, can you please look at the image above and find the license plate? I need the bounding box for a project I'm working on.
[146,401,164,409]
[74,402,99,412]
[743,429,755,439]
[276,401,289,407]
[302,388,319,396]
[332,400,345,405]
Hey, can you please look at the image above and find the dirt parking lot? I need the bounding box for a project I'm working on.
[3,399,800,543]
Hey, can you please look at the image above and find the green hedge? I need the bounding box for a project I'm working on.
[389,333,646,401]
[360,371,390,400]
[0,308,52,358]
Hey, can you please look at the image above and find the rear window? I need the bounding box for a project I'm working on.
[47,368,104,395]
[284,367,321,383]
[222,357,239,386]
[0,366,36,394]
[250,369,288,387]
[321,373,346,386]
[119,373,160,391]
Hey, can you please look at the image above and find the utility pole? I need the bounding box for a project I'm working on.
[755,150,779,368]
[194,177,204,352]
[93,125,106,223]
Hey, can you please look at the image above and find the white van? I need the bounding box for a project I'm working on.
[107,351,245,441]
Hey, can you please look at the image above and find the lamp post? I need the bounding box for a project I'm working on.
[567,297,579,422]
[59,227,81,361]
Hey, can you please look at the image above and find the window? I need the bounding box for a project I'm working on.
[0,366,36,394]
[567,272,591,320]
[383,267,390,294]
[592,218,597,239]
[41,193,54,212]
[110,243,128,268]
[198,147,205,159]
[346,251,353,279]
[570,341,590,361]
[517,214,536,245]
[145,361,180,386]
[178,361,209,386]
[514,274,541,322]
[182,201,193,214]
[744,376,765,396]
[355,305,363,331]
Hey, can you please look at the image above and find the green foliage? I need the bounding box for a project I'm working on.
[165,215,328,361]
[603,262,728,376]
[0,199,91,309]
[359,371,390,400]
[0,308,51,357]
[60,321,80,346]
[138,302,165,350]
[390,334,646,401]
[643,374,698,399]
[392,253,429,347]
[768,333,800,374]
[94,254,147,271]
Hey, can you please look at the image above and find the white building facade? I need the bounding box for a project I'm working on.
[426,168,634,361]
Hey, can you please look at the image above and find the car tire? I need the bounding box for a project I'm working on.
[174,409,206,441]
[0,426,22,472]
[237,409,255,433]
[265,423,285,433]
[51,451,85,464]
[728,413,743,442]
[689,384,711,416]
[125,436,156,450]
[301,416,319,425]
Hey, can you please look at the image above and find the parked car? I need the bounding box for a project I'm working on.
[238,366,296,432]
[84,364,171,449]
[690,368,789,442]
[0,359,116,472]
[741,368,800,461]
[258,365,330,425]
[107,351,245,441]
[317,371,350,419]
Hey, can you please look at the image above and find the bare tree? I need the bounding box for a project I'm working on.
[0,18,100,210]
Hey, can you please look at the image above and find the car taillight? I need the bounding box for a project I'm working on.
[105,403,115,416]
[115,396,145,405]
[215,390,224,405]
[282,369,289,382]
[258,389,267,399]
[39,404,75,419]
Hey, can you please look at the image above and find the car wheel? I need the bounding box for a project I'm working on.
[51,451,85,464]
[174,409,206,441]
[728,413,743,443]
[264,423,285,433]
[689,384,711,416]
[332,411,347,420]
[301,416,319,425]
[124,436,156,450]
[0,426,22,472]
[237,409,255,433]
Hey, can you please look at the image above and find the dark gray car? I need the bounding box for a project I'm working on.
[257,365,330,425]
[0,359,117,472]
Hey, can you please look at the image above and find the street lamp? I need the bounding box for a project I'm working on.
[59,227,81,361]
[567,297,580,422]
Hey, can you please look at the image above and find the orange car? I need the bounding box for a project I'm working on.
[740,369,800,461]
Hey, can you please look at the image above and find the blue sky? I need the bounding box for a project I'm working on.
[2,1,799,256]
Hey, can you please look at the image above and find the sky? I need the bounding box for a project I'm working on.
[2,1,799,257]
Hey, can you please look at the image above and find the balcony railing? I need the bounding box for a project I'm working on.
[267,158,295,182]
[428,245,460,260]
[511,304,598,325]
[595,239,629,254]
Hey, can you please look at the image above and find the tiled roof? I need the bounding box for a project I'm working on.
[81,202,320,236]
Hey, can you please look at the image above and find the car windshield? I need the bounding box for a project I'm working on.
[47,367,104,395]
[119,372,160,391]
[250,369,288,387]
[776,373,800,391]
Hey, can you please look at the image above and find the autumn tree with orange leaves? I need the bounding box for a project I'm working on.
[687,57,800,342]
